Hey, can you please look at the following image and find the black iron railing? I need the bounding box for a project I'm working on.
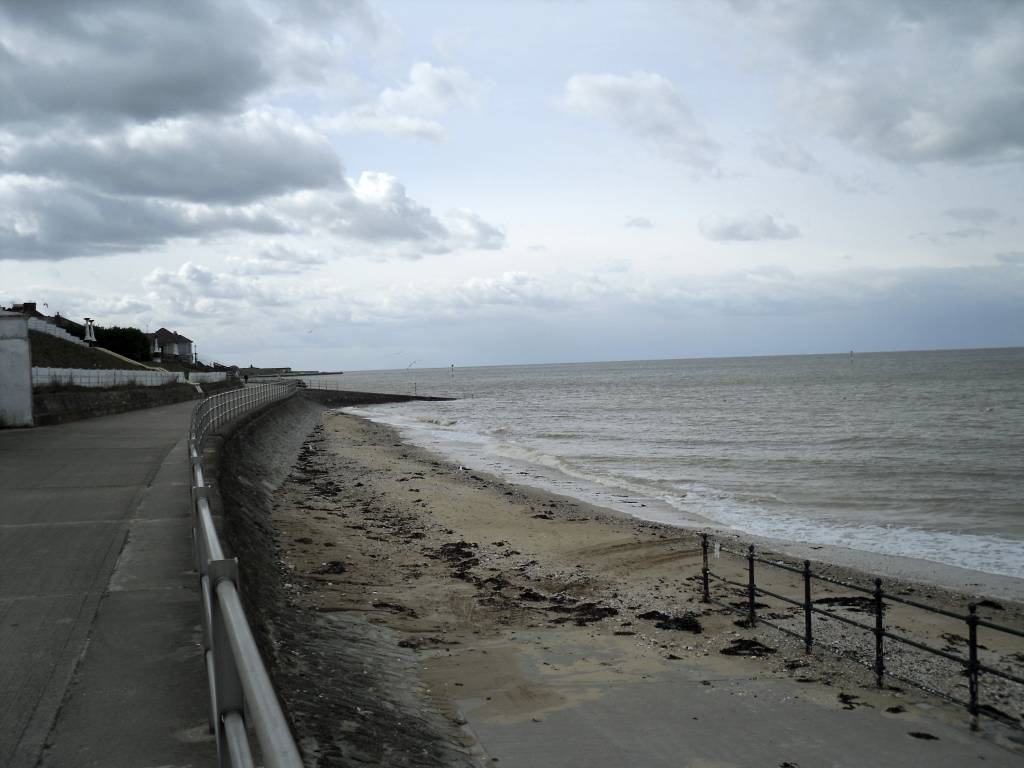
[699,533,1024,730]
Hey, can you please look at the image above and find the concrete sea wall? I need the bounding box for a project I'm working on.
[216,392,467,766]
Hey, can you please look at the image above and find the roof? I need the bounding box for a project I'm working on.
[149,327,193,344]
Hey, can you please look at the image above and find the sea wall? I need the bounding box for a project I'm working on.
[215,391,471,766]
[302,388,452,407]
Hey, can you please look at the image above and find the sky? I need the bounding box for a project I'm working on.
[1,0,1022,371]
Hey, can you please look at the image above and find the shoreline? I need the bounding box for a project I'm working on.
[343,404,1024,602]
[266,408,1024,762]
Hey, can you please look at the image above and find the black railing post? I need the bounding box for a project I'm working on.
[967,603,980,731]
[803,560,813,654]
[747,545,757,626]
[873,578,884,688]
[700,533,710,603]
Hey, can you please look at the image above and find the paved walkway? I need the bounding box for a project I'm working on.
[0,402,212,767]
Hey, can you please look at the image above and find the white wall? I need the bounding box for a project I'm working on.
[0,313,34,427]
[32,367,186,388]
[187,371,229,383]
[26,317,88,347]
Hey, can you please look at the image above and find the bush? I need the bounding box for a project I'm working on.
[94,325,151,362]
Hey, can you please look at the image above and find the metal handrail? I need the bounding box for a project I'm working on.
[699,533,1024,730]
[188,382,302,768]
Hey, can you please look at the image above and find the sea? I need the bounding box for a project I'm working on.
[304,348,1024,582]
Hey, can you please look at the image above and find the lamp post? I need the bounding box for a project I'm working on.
[83,317,96,345]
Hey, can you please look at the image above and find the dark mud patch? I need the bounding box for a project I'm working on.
[720,638,777,657]
[314,560,347,575]
[637,609,701,632]
[549,602,619,626]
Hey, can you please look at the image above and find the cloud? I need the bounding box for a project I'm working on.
[752,135,820,174]
[941,227,990,241]
[944,208,1012,227]
[699,213,801,242]
[23,256,1023,369]
[0,4,503,263]
[625,216,654,229]
[271,0,381,38]
[342,171,450,245]
[318,62,485,140]
[561,71,720,174]
[0,0,271,126]
[349,271,612,323]
[444,209,506,250]
[143,261,310,317]
[2,110,344,204]
[0,177,287,260]
[913,207,1018,243]
[226,244,327,276]
[270,172,505,259]
[995,251,1024,265]
[731,1,1024,165]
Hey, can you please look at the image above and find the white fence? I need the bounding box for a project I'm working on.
[27,317,87,347]
[187,371,230,384]
[32,367,185,388]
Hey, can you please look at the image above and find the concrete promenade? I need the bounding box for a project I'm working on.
[0,401,212,767]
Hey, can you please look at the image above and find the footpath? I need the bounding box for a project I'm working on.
[0,401,212,767]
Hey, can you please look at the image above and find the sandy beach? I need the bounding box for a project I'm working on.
[261,408,1024,765]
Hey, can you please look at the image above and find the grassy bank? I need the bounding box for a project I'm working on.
[29,331,148,370]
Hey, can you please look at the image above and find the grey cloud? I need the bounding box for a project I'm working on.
[445,209,506,250]
[731,0,1024,165]
[699,213,800,242]
[142,261,319,319]
[0,179,287,261]
[226,244,327,276]
[339,172,449,245]
[944,227,990,240]
[4,112,343,204]
[752,135,820,174]
[911,207,1017,242]
[996,251,1024,265]
[318,62,484,141]
[561,72,720,174]
[752,133,889,194]
[275,172,505,258]
[0,1,271,126]
[41,258,1023,368]
[944,208,1012,226]
[625,217,654,229]
[271,0,380,36]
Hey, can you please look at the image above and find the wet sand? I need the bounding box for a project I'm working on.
[266,409,1024,763]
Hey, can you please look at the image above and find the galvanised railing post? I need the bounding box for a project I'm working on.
[209,558,245,768]
[873,578,885,688]
[967,603,980,731]
[803,560,813,653]
[747,545,757,626]
[700,533,710,603]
